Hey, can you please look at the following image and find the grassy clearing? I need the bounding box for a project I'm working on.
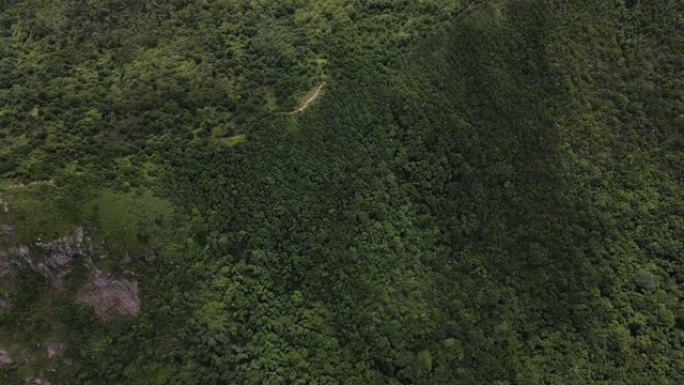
[0,181,175,258]
[84,189,174,256]
[222,134,247,147]
[0,183,78,245]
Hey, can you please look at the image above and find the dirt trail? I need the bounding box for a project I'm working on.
[288,81,326,115]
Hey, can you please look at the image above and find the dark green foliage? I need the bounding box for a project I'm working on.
[0,0,682,384]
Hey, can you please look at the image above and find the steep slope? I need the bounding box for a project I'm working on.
[0,1,682,384]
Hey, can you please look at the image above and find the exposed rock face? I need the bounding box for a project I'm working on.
[78,272,140,321]
[0,245,30,259]
[0,228,89,286]
[0,227,141,321]
[0,349,13,366]
[30,228,87,286]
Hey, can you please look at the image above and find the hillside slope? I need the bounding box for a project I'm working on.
[1,1,682,384]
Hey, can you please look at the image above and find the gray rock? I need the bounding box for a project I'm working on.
[31,228,90,286]
[14,245,30,258]
[78,273,140,321]
[1,227,142,321]
[0,349,13,365]
[46,253,70,269]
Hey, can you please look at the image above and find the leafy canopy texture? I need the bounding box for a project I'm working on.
[0,0,682,384]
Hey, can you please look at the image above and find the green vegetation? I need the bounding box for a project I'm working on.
[85,189,175,255]
[1,0,682,384]
[0,182,74,245]
[221,133,248,147]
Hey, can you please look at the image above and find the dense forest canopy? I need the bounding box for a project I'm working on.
[0,0,682,384]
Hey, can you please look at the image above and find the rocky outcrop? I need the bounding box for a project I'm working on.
[0,349,12,366]
[0,227,140,321]
[78,272,140,321]
[1,232,85,286]
[0,227,91,286]
[29,228,87,286]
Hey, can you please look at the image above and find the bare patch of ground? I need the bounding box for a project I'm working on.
[1,227,141,321]
[77,271,140,321]
[0,349,12,365]
[286,81,327,115]
[44,342,65,359]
